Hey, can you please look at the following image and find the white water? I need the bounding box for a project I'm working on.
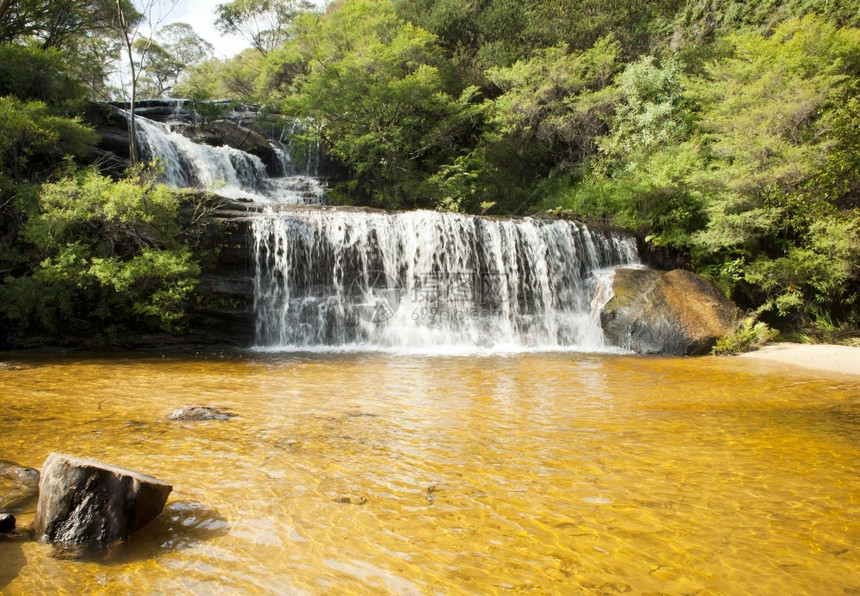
[253,208,640,353]
[129,109,641,352]
[134,115,326,204]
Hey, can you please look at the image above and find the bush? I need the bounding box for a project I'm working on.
[1,167,200,345]
[713,316,779,355]
[0,96,98,180]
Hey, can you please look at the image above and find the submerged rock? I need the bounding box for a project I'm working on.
[33,453,172,547]
[601,267,741,355]
[332,495,368,506]
[168,405,236,421]
[0,461,40,512]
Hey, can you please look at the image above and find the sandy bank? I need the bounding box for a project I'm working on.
[736,342,860,376]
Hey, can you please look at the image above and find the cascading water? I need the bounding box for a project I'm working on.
[133,114,326,204]
[252,208,640,353]
[128,107,641,352]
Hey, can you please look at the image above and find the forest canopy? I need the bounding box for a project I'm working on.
[1,0,858,344]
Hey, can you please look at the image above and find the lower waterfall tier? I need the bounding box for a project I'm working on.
[252,208,640,352]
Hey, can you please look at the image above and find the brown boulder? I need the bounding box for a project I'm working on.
[33,453,171,547]
[601,267,741,355]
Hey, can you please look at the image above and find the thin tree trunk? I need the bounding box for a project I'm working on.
[116,0,139,166]
[0,0,14,22]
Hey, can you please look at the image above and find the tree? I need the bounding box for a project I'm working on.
[215,0,316,55]
[544,16,860,328]
[135,22,214,98]
[428,37,623,214]
[271,0,481,209]
[114,0,177,164]
[487,36,621,172]
[0,0,133,49]
[685,16,860,324]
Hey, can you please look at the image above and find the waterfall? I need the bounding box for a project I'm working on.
[133,115,326,205]
[252,208,639,353]
[126,107,641,352]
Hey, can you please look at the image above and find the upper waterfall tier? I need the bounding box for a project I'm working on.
[133,114,326,205]
[252,207,640,353]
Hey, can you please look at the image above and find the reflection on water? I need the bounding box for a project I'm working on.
[0,351,858,594]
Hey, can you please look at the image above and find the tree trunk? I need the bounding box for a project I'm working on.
[0,0,13,23]
[116,0,139,166]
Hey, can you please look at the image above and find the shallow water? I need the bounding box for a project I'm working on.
[1,351,858,594]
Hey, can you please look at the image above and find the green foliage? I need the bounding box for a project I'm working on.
[0,44,88,105]
[135,23,215,98]
[0,0,136,49]
[215,0,316,55]
[674,0,860,46]
[712,316,779,355]
[541,54,703,244]
[598,56,691,162]
[176,50,268,103]
[441,37,623,213]
[686,17,860,322]
[0,96,98,181]
[270,0,482,209]
[1,168,200,344]
[743,215,860,320]
[539,15,860,329]
[394,0,683,89]
[487,37,621,165]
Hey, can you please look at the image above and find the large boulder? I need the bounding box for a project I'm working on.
[601,267,741,355]
[33,453,172,547]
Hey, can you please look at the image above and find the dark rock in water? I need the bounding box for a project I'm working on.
[168,405,236,421]
[601,267,742,356]
[0,461,40,512]
[332,495,368,505]
[33,453,172,547]
[182,119,280,176]
[0,514,15,533]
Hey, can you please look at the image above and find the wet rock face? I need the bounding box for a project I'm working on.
[601,268,742,356]
[88,102,281,175]
[33,453,172,547]
[181,120,281,176]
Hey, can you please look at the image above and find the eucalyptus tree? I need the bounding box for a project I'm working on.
[0,0,130,49]
[215,0,317,55]
[134,22,214,98]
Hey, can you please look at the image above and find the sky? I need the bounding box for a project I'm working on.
[167,0,248,59]
[165,0,327,59]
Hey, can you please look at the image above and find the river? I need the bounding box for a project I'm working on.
[1,350,858,594]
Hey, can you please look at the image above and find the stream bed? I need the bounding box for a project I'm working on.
[1,350,858,594]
